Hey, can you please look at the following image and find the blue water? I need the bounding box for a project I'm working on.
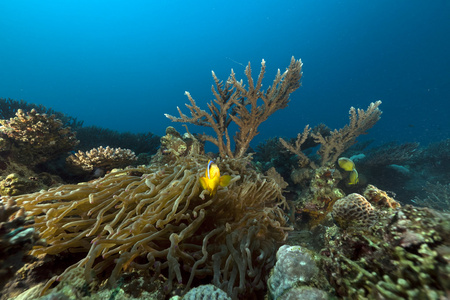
[1,0,449,148]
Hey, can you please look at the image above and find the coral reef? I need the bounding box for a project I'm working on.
[0,109,79,166]
[276,101,382,228]
[151,126,203,164]
[331,193,377,230]
[0,198,39,291]
[267,245,320,299]
[75,125,160,155]
[363,184,401,209]
[0,173,39,196]
[0,98,83,129]
[182,284,231,300]
[323,203,450,298]
[253,124,330,175]
[361,142,419,167]
[276,286,329,300]
[166,57,303,158]
[7,155,291,299]
[412,182,450,212]
[294,165,345,228]
[0,158,62,196]
[66,146,137,176]
[280,101,382,168]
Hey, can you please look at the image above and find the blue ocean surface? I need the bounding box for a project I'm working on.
[0,0,449,146]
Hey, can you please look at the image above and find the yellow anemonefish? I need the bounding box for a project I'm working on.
[338,157,355,171]
[199,160,232,196]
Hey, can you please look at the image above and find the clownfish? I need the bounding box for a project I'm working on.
[199,160,232,196]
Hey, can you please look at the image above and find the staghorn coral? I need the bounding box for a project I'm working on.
[165,57,303,158]
[66,146,137,175]
[322,204,450,298]
[280,101,382,168]
[0,109,79,166]
[8,155,291,299]
[277,102,382,229]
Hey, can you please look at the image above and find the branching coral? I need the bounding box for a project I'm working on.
[66,146,137,174]
[280,101,382,168]
[165,57,303,158]
[9,155,291,298]
[0,109,79,166]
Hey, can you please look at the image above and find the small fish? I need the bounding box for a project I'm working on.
[347,169,359,185]
[199,160,232,196]
[338,157,355,171]
[339,157,359,185]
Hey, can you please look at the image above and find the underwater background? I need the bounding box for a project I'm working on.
[1,0,449,146]
[2,1,450,299]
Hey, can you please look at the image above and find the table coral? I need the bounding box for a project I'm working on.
[8,155,291,299]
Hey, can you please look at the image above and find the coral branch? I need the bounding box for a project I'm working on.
[312,101,382,165]
[279,125,314,168]
[165,57,303,158]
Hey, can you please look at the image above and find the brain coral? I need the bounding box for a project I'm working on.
[332,193,377,230]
